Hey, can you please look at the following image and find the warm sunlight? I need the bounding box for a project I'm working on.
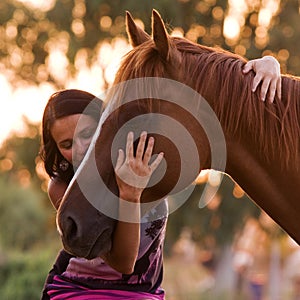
[0,76,54,144]
[223,0,280,43]
[223,0,248,41]
[16,0,56,11]
[223,15,241,40]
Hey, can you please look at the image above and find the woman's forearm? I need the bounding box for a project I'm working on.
[102,196,141,274]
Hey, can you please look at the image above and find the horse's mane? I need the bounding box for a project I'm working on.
[113,36,300,167]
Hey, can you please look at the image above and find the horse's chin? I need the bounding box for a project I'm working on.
[62,228,112,260]
[85,234,112,260]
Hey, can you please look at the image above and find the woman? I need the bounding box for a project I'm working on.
[41,89,165,299]
[40,56,281,299]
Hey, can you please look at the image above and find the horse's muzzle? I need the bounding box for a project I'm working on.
[57,185,116,258]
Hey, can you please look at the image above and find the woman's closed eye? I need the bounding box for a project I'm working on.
[59,140,73,150]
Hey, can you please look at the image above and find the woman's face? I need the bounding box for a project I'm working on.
[51,114,98,168]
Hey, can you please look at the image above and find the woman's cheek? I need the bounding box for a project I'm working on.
[60,149,73,164]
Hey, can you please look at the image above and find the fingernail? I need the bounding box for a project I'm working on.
[128,131,134,138]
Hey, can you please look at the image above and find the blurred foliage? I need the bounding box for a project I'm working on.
[0,246,60,300]
[0,0,299,88]
[0,176,49,250]
[0,119,56,251]
[0,118,49,192]
[267,0,300,74]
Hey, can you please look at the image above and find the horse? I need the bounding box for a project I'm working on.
[57,10,300,259]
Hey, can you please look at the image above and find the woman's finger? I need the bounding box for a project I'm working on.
[136,131,147,160]
[252,73,263,93]
[143,136,154,164]
[260,77,271,102]
[149,152,164,173]
[125,131,134,160]
[115,149,125,172]
[277,78,282,101]
[267,79,277,103]
[242,61,253,74]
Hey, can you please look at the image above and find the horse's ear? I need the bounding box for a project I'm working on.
[152,9,170,61]
[126,11,150,47]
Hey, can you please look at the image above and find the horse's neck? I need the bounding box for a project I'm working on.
[225,137,291,200]
[225,136,300,241]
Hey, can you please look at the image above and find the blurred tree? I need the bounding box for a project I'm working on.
[224,0,300,75]
[0,249,61,299]
[267,0,300,74]
[0,119,56,251]
[1,0,299,89]
[0,118,47,192]
[0,176,49,250]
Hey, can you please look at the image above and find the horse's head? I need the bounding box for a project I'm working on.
[56,10,227,259]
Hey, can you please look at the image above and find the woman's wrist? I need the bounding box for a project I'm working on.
[118,196,141,223]
[119,190,141,203]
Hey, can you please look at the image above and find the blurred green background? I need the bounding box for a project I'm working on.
[0,0,299,299]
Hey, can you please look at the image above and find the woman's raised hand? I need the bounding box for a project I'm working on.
[114,131,164,202]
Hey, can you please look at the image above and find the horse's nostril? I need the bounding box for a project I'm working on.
[65,216,78,239]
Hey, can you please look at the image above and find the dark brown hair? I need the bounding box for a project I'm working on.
[40,89,103,183]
